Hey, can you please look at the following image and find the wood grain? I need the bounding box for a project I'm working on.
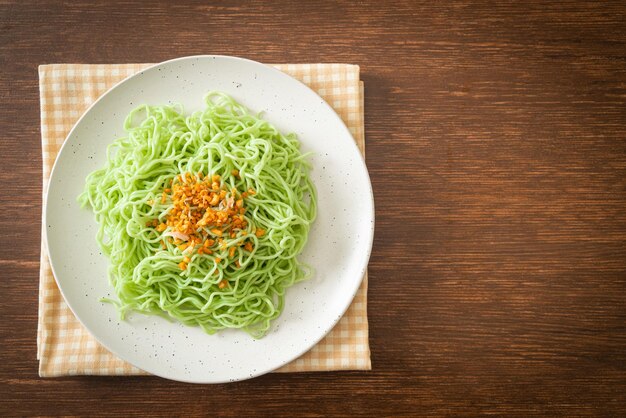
[1,0,625,416]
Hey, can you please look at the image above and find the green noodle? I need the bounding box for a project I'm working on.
[79,92,316,338]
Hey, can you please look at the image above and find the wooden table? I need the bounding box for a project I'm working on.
[1,1,625,416]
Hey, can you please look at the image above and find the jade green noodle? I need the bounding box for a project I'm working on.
[79,92,316,338]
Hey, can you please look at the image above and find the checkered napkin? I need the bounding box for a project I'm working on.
[38,62,370,376]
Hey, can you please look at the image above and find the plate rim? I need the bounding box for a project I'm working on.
[44,55,375,383]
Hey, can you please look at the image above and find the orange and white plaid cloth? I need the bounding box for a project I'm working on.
[38,62,370,377]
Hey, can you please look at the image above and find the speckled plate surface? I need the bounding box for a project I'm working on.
[45,55,374,383]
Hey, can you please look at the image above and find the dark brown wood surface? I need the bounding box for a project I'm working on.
[1,1,625,416]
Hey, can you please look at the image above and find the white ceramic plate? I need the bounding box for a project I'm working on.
[46,55,374,383]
